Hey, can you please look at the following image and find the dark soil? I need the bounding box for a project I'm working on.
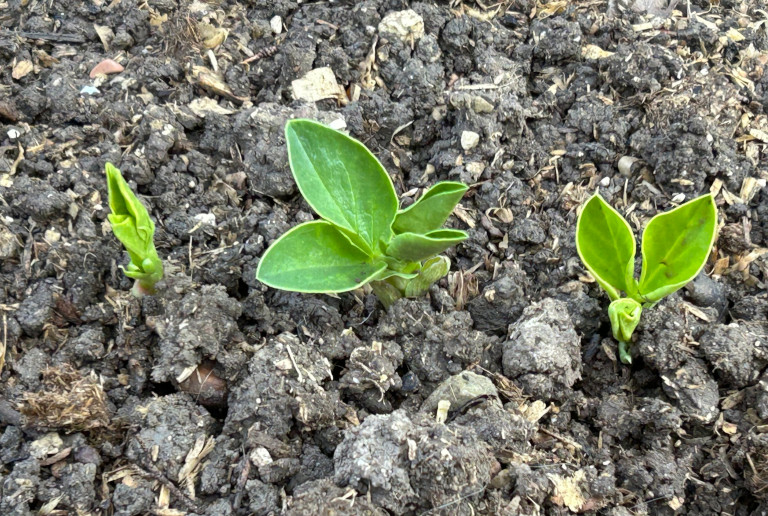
[2,0,768,514]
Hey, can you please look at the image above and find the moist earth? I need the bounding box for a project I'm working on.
[1,0,768,514]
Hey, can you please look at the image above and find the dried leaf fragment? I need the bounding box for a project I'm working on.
[12,60,34,80]
[198,22,228,48]
[291,67,347,103]
[582,44,614,59]
[188,97,235,117]
[549,470,588,512]
[191,66,248,104]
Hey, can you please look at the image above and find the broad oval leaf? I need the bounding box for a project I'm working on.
[393,181,468,234]
[638,194,717,303]
[256,221,387,293]
[576,193,637,301]
[285,119,398,255]
[385,229,467,262]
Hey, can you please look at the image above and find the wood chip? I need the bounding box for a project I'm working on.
[93,24,114,52]
[39,447,72,466]
[582,44,614,59]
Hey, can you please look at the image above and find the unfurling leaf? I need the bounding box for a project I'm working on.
[404,256,450,298]
[385,229,467,262]
[393,182,468,234]
[105,163,163,294]
[608,298,642,343]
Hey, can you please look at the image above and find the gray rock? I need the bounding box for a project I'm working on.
[660,358,719,424]
[502,298,581,401]
[421,371,497,414]
[15,281,54,337]
[112,482,155,516]
[700,323,767,388]
[333,409,493,514]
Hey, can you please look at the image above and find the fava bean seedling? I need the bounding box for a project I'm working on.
[256,120,468,307]
[105,163,164,297]
[576,192,717,364]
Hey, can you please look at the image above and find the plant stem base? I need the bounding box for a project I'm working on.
[618,341,632,364]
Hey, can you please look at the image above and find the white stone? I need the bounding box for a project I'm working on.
[270,16,282,34]
[194,213,216,226]
[30,433,64,459]
[466,162,485,181]
[328,118,347,131]
[250,447,273,467]
[461,131,480,151]
[378,10,425,43]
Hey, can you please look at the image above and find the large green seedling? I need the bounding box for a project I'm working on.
[256,120,468,307]
[105,163,164,296]
[576,192,717,364]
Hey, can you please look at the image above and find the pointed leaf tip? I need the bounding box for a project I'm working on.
[393,181,469,235]
[638,194,717,302]
[284,119,398,255]
[576,193,637,300]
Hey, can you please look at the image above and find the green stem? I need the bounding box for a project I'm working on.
[132,279,156,298]
[618,341,632,365]
[370,280,403,309]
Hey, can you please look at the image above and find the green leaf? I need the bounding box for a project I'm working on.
[576,193,637,301]
[393,182,468,234]
[638,194,717,303]
[385,229,467,262]
[105,163,163,290]
[256,221,387,293]
[373,269,419,281]
[285,119,398,255]
[404,256,450,298]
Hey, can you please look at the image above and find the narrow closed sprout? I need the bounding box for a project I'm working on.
[105,163,164,296]
[576,192,717,364]
[256,119,469,307]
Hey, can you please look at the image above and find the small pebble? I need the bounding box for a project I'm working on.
[270,16,282,34]
[461,131,480,151]
[80,85,100,96]
[74,445,102,466]
[471,96,494,114]
[89,58,124,78]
